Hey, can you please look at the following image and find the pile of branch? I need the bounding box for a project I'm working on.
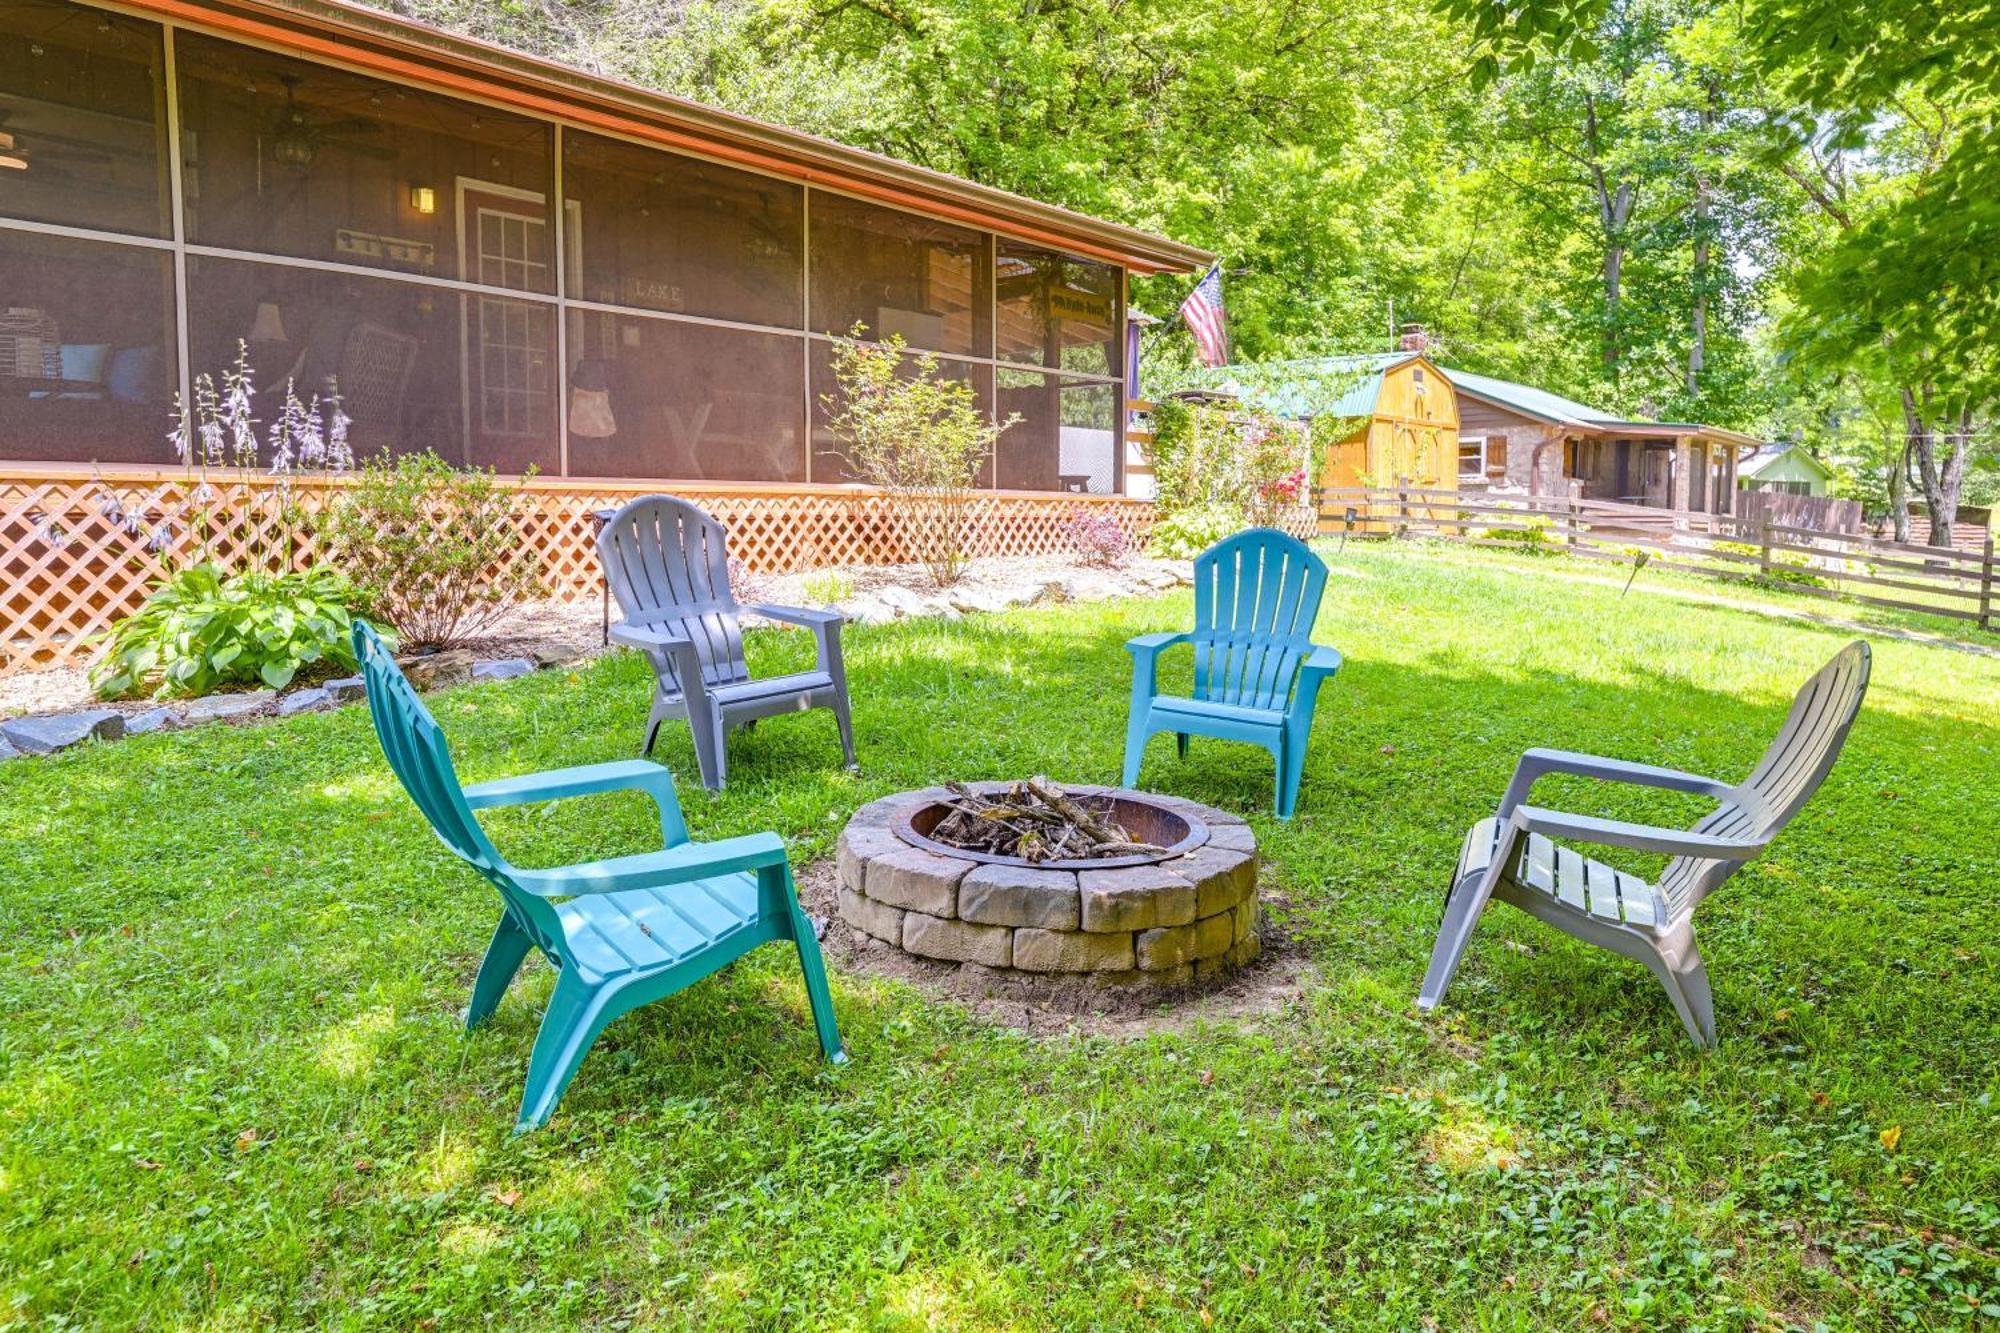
[929,778,1165,863]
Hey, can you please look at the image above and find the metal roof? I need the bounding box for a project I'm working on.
[1445,369,1764,449]
[126,0,1214,275]
[1207,353,1421,419]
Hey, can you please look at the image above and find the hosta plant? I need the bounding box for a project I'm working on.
[93,563,367,698]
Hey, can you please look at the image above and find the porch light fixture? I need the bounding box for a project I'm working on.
[409,184,436,214]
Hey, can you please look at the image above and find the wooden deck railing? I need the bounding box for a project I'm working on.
[1315,485,1997,631]
[1,466,1154,674]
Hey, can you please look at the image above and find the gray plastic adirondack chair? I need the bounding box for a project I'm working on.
[598,495,856,790]
[1418,641,1870,1046]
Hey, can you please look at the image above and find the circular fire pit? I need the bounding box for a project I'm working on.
[837,783,1261,986]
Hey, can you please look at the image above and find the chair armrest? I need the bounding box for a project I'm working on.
[1512,804,1766,861]
[512,831,790,898]
[1298,644,1343,681]
[1125,631,1191,658]
[750,602,844,629]
[463,758,688,846]
[608,622,693,653]
[462,758,675,810]
[1498,746,1732,816]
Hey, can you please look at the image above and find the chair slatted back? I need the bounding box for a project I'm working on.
[1191,528,1329,710]
[352,622,563,953]
[598,496,749,691]
[1656,641,1871,919]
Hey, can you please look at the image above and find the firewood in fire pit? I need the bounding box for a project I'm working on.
[930,778,1167,863]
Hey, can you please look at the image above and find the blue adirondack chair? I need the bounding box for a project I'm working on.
[1121,528,1343,819]
[351,621,846,1132]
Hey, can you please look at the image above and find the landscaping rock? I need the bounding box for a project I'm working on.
[959,864,1081,930]
[902,912,1012,966]
[1078,865,1197,933]
[277,687,332,717]
[837,886,904,945]
[842,594,898,626]
[473,657,535,682]
[874,585,929,617]
[124,707,182,735]
[946,588,1011,615]
[322,675,367,703]
[181,690,275,724]
[1012,926,1135,973]
[398,650,474,691]
[0,735,17,761]
[2,708,125,755]
[862,845,969,917]
[1061,571,1122,603]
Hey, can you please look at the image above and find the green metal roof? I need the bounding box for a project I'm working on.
[1205,352,1419,419]
[1443,368,1623,426]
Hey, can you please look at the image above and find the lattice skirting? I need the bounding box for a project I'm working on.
[0,468,1156,674]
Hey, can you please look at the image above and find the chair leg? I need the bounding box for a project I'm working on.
[778,878,848,1065]
[1121,709,1152,788]
[1271,740,1294,820]
[640,687,673,757]
[1417,873,1493,1010]
[516,970,615,1133]
[1280,731,1311,821]
[685,705,724,791]
[1642,944,1717,1048]
[466,913,533,1031]
[831,687,858,772]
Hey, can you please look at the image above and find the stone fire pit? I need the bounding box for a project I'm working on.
[836,783,1260,986]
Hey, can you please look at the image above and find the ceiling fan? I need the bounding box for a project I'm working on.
[264,74,394,171]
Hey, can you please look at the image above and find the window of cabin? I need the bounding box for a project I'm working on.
[807,192,991,357]
[562,130,802,328]
[996,369,1117,493]
[175,33,554,291]
[1458,434,1489,477]
[995,240,1119,377]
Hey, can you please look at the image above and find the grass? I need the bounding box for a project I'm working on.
[2,541,1997,1330]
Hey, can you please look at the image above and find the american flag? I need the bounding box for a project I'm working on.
[1179,263,1228,367]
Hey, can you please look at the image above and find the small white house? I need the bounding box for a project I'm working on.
[1739,444,1837,497]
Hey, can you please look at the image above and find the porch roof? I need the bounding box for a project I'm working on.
[1446,369,1762,450]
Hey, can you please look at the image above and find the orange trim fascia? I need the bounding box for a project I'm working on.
[134,0,1176,274]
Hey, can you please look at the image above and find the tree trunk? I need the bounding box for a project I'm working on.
[1902,388,1966,547]
[1885,441,1910,543]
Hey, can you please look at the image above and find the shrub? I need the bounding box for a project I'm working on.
[320,452,542,650]
[800,568,855,605]
[1487,516,1559,555]
[1148,502,1243,559]
[823,326,1020,587]
[93,563,365,698]
[1063,511,1132,568]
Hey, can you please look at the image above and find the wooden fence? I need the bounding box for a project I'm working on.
[1316,486,1997,631]
[1735,487,1864,535]
[1,466,1155,674]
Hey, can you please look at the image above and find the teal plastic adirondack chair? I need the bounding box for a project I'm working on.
[1121,528,1342,819]
[351,622,846,1132]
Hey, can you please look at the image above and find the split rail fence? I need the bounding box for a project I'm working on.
[1,466,1154,674]
[1316,486,1996,632]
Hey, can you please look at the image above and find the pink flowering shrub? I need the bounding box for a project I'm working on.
[1063,511,1132,568]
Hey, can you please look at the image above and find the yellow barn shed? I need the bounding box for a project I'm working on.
[1215,348,1460,494]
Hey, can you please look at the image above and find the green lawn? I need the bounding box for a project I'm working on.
[3,542,1996,1330]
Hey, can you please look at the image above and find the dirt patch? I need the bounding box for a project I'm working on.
[797,858,1319,1038]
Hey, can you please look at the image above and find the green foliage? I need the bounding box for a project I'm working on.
[1145,401,1308,525]
[1147,502,1245,558]
[6,544,1997,1325]
[1485,515,1560,555]
[320,452,543,650]
[91,563,363,698]
[799,567,855,605]
[823,327,1018,586]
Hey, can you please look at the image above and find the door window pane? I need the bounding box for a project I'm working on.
[175,33,553,291]
[995,242,1119,376]
[0,0,168,236]
[186,256,558,474]
[996,369,1118,493]
[808,192,990,356]
[563,130,801,328]
[810,340,991,485]
[0,230,175,463]
[566,310,803,481]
